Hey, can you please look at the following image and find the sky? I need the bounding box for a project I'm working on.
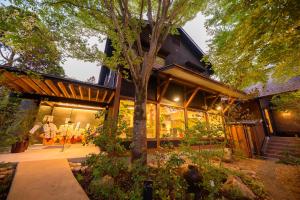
[62,13,211,82]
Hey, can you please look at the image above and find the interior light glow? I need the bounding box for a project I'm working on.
[173,97,180,102]
[282,111,291,117]
[216,105,222,111]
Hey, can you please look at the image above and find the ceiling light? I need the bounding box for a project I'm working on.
[173,97,180,102]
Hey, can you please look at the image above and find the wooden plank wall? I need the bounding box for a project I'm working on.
[227,123,266,157]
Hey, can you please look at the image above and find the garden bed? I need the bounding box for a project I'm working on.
[0,162,16,200]
[69,153,269,200]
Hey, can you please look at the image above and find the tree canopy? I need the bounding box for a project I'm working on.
[203,0,300,89]
[0,5,64,75]
[16,0,207,163]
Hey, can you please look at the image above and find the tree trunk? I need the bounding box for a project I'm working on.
[131,82,148,164]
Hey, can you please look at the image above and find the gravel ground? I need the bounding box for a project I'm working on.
[224,159,300,200]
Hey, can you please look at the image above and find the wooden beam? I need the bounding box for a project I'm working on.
[110,73,122,120]
[101,90,107,102]
[158,77,171,102]
[57,82,70,98]
[0,73,24,92]
[78,86,84,100]
[223,99,236,113]
[108,92,115,103]
[21,77,44,94]
[3,72,33,93]
[45,80,62,97]
[184,87,200,108]
[32,79,53,96]
[208,94,220,110]
[68,84,77,98]
[95,90,99,101]
[88,88,91,101]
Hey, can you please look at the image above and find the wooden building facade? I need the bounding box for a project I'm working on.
[0,28,268,156]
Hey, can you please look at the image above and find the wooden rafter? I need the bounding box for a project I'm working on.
[68,84,77,98]
[78,86,84,100]
[108,92,115,103]
[158,77,171,102]
[57,82,70,98]
[208,94,220,110]
[101,90,107,102]
[184,87,200,108]
[3,72,33,93]
[32,79,53,95]
[45,80,62,97]
[88,88,91,101]
[95,90,99,101]
[223,98,236,113]
[21,77,44,94]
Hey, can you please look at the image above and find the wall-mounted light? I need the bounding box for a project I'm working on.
[216,105,222,111]
[173,97,180,102]
[282,110,291,117]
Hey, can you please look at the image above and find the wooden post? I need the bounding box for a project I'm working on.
[156,77,161,148]
[156,103,160,148]
[111,73,122,121]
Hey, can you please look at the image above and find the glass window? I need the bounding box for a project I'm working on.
[118,100,156,139]
[208,113,224,137]
[160,105,185,138]
[147,103,156,138]
[118,100,134,138]
[187,110,206,129]
[34,102,103,144]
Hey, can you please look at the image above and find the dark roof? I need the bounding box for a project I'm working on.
[244,76,300,97]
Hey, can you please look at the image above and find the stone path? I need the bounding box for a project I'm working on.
[224,159,300,200]
[7,159,89,200]
[0,144,99,163]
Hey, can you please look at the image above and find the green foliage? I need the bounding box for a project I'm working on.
[271,91,300,112]
[0,89,21,147]
[77,115,267,200]
[151,153,187,200]
[203,0,300,89]
[238,173,267,198]
[0,5,64,76]
[0,88,38,148]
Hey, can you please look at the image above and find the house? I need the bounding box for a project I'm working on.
[1,28,267,155]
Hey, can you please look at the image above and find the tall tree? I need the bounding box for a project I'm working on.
[0,5,64,75]
[203,0,300,89]
[16,0,207,163]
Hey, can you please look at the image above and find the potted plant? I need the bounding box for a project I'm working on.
[0,90,36,153]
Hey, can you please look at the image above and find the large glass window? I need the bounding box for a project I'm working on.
[187,110,206,129]
[118,100,134,138]
[208,113,225,137]
[147,103,156,138]
[34,102,103,144]
[160,105,185,138]
[118,100,156,139]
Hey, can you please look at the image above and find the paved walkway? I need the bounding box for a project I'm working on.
[7,159,89,200]
[0,144,99,163]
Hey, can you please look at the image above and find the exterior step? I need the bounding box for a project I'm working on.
[267,146,300,153]
[269,136,300,142]
[264,136,300,160]
[265,149,300,157]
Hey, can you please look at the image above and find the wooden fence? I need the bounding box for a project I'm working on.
[226,122,266,157]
